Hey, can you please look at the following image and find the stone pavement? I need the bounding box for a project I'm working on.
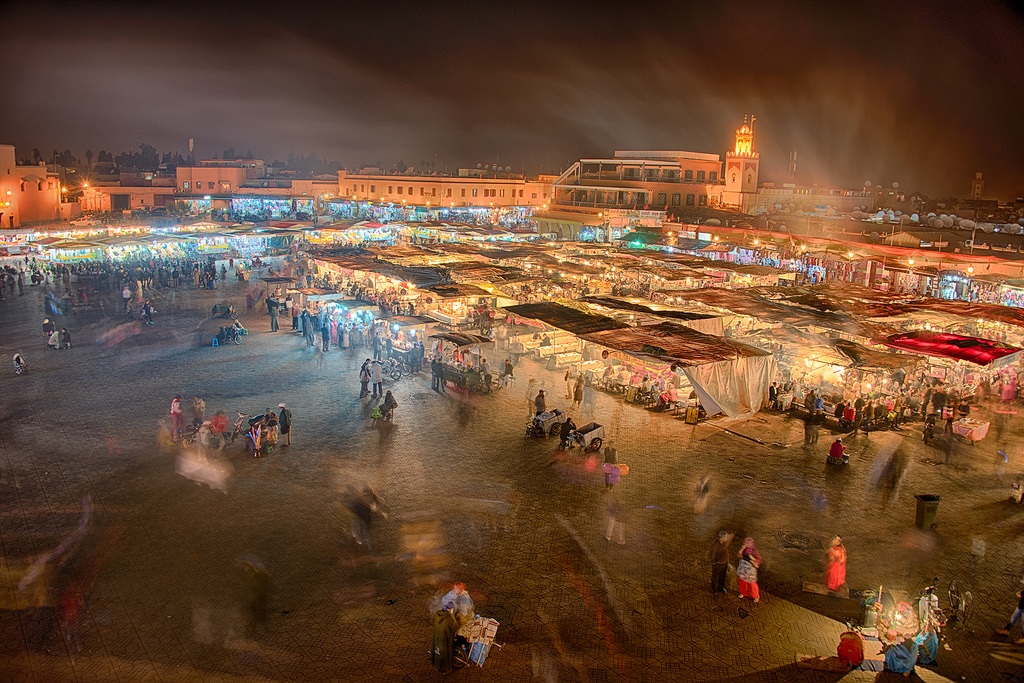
[0,267,1020,681]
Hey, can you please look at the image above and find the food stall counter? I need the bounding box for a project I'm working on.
[952,418,990,442]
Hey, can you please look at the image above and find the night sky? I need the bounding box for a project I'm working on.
[2,1,1023,199]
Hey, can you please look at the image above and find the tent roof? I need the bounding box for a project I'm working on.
[427,283,492,298]
[684,288,894,338]
[873,330,1021,366]
[429,332,493,346]
[579,322,770,367]
[580,296,719,322]
[504,302,628,335]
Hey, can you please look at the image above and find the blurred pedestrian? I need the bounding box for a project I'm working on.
[347,485,387,552]
[709,531,733,594]
[170,395,184,442]
[603,444,618,489]
[572,375,584,410]
[278,403,291,446]
[210,410,229,450]
[60,327,72,349]
[824,536,847,593]
[604,492,625,545]
[191,395,206,430]
[737,537,762,602]
[995,576,1024,644]
[525,378,537,416]
[694,476,711,514]
[237,555,272,625]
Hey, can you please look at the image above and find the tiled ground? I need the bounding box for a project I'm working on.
[0,265,1021,681]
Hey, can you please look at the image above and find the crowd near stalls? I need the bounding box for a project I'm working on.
[7,218,1024,432]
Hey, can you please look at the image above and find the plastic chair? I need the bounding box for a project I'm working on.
[211,337,219,347]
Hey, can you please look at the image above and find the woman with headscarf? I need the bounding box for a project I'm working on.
[736,537,762,602]
[824,536,847,592]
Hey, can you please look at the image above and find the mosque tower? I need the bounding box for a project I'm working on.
[722,115,760,213]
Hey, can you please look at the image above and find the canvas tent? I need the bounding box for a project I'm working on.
[576,322,776,419]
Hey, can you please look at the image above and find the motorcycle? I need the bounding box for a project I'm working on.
[217,325,242,345]
[923,414,937,444]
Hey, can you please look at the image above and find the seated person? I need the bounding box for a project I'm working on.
[539,335,552,347]
[841,405,855,428]
[559,418,578,448]
[658,384,678,410]
[441,582,475,626]
[500,359,514,378]
[883,634,918,675]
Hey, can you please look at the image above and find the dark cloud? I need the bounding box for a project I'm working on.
[1,0,1022,198]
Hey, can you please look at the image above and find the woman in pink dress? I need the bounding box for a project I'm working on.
[824,536,847,592]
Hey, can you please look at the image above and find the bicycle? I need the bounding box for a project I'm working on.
[382,357,405,380]
[918,579,947,634]
[947,579,973,627]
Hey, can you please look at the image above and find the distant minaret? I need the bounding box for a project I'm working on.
[788,151,797,178]
[970,172,984,200]
[723,116,760,213]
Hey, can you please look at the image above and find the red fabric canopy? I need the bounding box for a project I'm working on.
[873,330,1021,366]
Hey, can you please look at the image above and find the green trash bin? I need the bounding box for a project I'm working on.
[915,494,940,528]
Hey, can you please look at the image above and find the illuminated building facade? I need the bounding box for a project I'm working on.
[0,145,66,227]
[337,169,554,209]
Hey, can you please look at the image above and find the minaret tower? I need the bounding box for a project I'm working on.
[723,115,760,213]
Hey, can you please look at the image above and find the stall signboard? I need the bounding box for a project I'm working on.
[928,366,947,379]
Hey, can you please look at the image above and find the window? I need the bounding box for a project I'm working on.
[419,187,424,196]
[370,185,375,193]
[698,195,708,206]
[388,185,393,194]
[500,189,505,198]
[447,188,452,198]
[684,170,693,181]
[461,189,466,198]
[532,193,537,199]
[519,190,524,198]
[472,188,478,197]
[408,186,413,195]
[183,182,190,190]
[657,192,666,205]
[671,193,681,206]
[221,182,230,192]
[730,173,737,184]
[696,171,705,181]
[709,172,717,182]
[686,194,695,206]
[397,186,403,194]
[431,188,436,196]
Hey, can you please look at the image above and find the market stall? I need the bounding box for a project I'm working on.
[424,284,494,329]
[387,314,436,359]
[430,332,495,391]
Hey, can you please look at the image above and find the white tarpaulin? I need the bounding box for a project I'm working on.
[681,355,777,419]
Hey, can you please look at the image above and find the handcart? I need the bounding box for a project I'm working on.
[568,422,604,452]
[454,615,501,668]
[526,409,568,438]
